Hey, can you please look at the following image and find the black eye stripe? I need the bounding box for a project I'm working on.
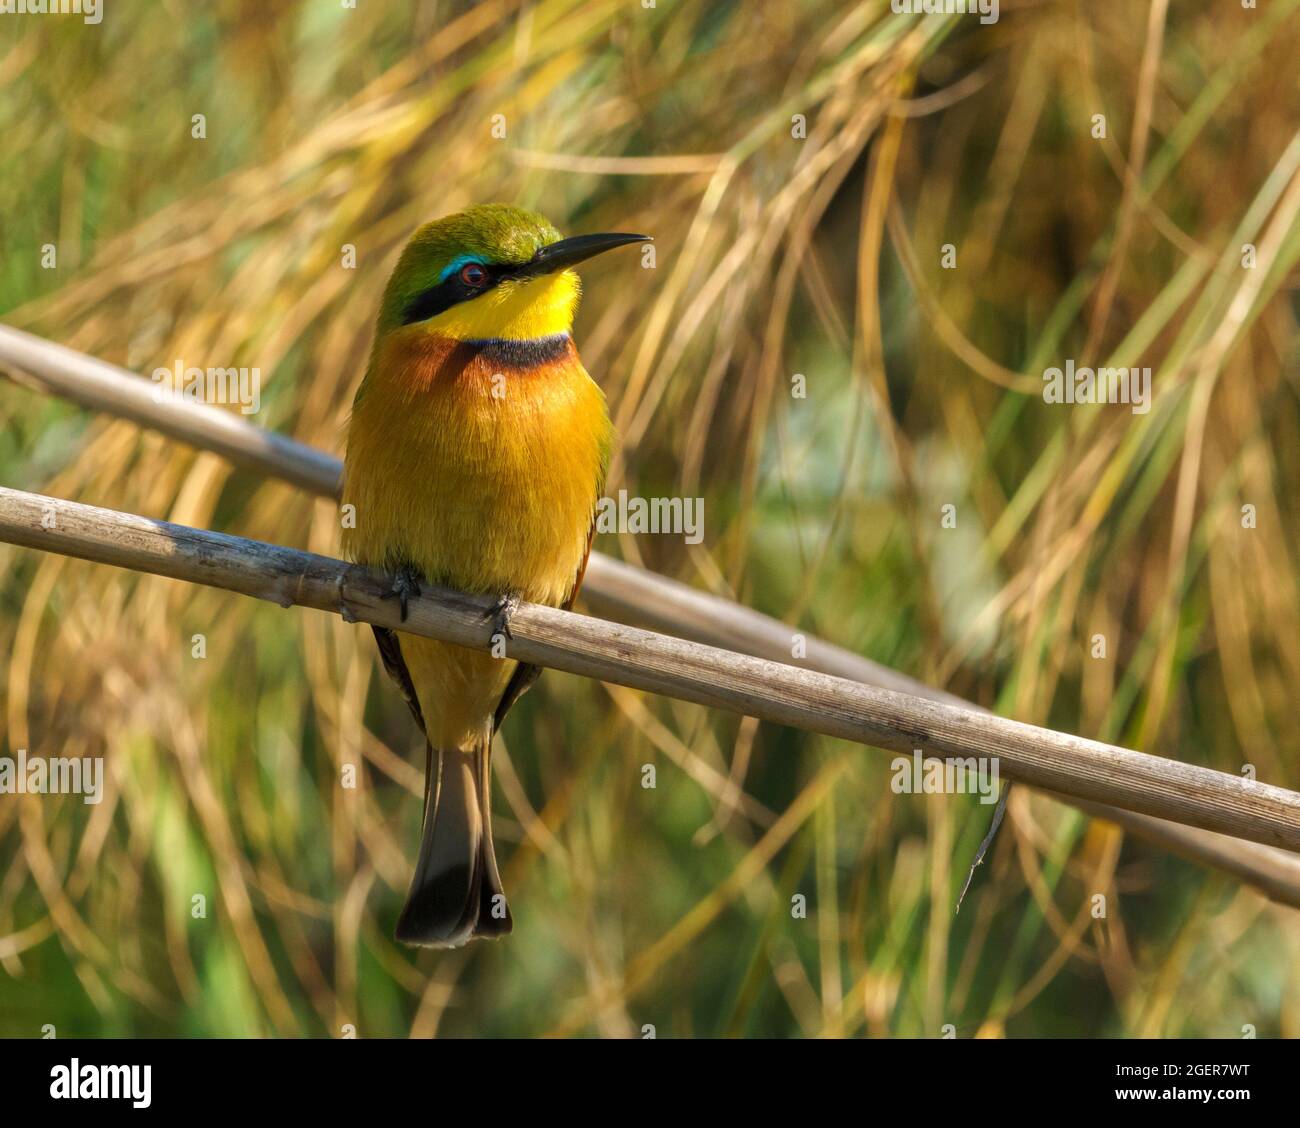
[402,277,472,324]
[401,261,524,325]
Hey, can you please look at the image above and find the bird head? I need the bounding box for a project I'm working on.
[376,204,648,342]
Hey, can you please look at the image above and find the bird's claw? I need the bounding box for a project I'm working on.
[382,566,423,623]
[486,593,521,641]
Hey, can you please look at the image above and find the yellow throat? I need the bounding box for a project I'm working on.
[422,270,581,341]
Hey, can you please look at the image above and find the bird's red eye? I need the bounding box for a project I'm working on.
[459,263,488,287]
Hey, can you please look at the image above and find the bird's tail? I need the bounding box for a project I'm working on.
[395,732,512,948]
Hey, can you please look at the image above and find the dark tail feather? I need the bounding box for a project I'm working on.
[394,738,512,948]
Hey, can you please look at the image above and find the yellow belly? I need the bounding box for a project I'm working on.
[342,330,610,748]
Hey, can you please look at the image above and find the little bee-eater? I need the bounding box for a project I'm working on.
[342,205,647,948]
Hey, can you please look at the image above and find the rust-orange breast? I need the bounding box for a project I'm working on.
[342,327,611,609]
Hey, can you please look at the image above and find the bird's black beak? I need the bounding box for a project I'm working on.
[513,232,651,279]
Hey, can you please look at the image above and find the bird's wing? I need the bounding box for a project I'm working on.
[492,516,597,731]
[372,624,427,735]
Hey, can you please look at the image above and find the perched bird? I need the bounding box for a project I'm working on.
[342,204,648,948]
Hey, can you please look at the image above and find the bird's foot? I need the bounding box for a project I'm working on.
[485,593,521,641]
[381,565,423,623]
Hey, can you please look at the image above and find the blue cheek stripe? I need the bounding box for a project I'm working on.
[439,254,483,282]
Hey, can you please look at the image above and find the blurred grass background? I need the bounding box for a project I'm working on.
[1,0,1299,1037]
